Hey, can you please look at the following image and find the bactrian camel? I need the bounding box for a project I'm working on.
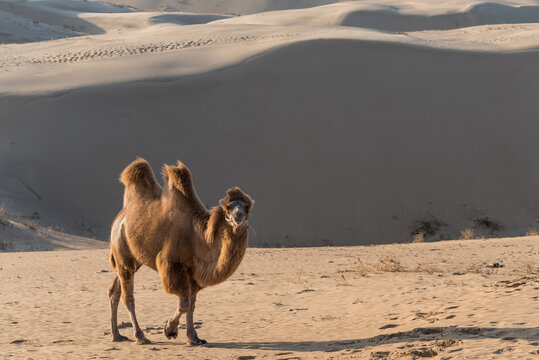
[108,158,254,345]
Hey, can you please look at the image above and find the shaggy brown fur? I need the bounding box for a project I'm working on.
[108,158,253,346]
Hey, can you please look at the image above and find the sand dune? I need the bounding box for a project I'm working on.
[101,0,349,14]
[217,1,539,30]
[1,40,539,246]
[0,0,233,44]
[1,0,539,246]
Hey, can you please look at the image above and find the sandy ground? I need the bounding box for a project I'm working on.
[0,237,538,359]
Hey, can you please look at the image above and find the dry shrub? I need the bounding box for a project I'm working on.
[522,260,535,274]
[0,238,7,250]
[0,204,7,227]
[467,262,495,275]
[416,262,436,274]
[377,255,404,272]
[335,274,351,286]
[525,228,539,236]
[23,221,36,231]
[412,232,425,243]
[460,228,475,240]
[356,258,371,276]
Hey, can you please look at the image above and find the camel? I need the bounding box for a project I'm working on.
[108,158,254,345]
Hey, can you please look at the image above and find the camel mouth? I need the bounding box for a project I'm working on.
[225,201,249,228]
[227,211,247,228]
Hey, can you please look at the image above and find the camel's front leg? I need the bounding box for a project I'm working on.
[186,294,206,345]
[164,297,189,339]
[157,257,191,340]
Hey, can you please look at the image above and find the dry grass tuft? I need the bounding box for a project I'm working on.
[522,260,535,274]
[0,203,8,227]
[23,221,36,231]
[460,228,478,240]
[297,269,313,291]
[416,262,436,274]
[356,258,371,277]
[525,228,539,236]
[412,232,425,243]
[460,228,474,240]
[377,255,404,272]
[467,262,495,275]
[335,274,351,287]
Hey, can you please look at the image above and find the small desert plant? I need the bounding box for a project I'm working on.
[525,228,539,236]
[522,260,535,274]
[0,203,8,227]
[377,255,404,272]
[467,262,495,275]
[415,262,436,274]
[412,231,425,243]
[297,269,313,291]
[23,221,36,231]
[335,274,351,286]
[0,238,7,250]
[356,258,371,276]
[460,228,475,240]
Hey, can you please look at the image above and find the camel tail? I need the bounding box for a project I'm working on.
[119,158,159,191]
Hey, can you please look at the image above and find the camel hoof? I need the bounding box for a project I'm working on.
[112,334,129,342]
[136,337,151,345]
[188,338,207,346]
[164,326,178,340]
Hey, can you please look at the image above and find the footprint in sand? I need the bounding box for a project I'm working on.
[494,346,515,354]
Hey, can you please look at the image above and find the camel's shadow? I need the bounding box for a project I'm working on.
[203,326,539,352]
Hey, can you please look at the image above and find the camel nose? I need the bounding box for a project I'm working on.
[233,207,246,224]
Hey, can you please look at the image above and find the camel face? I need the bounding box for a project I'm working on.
[225,200,250,228]
[220,186,254,230]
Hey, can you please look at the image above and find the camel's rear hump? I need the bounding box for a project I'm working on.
[119,158,161,198]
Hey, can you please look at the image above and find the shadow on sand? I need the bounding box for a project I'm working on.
[204,326,539,352]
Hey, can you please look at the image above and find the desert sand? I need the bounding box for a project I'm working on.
[1,237,538,359]
[1,0,539,358]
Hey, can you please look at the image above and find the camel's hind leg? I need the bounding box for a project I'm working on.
[118,267,151,345]
[108,275,128,342]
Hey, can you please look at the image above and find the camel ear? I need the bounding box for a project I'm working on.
[219,198,226,209]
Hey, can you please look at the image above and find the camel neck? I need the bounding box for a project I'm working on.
[195,223,248,287]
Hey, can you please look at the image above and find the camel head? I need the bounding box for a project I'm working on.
[220,187,254,229]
